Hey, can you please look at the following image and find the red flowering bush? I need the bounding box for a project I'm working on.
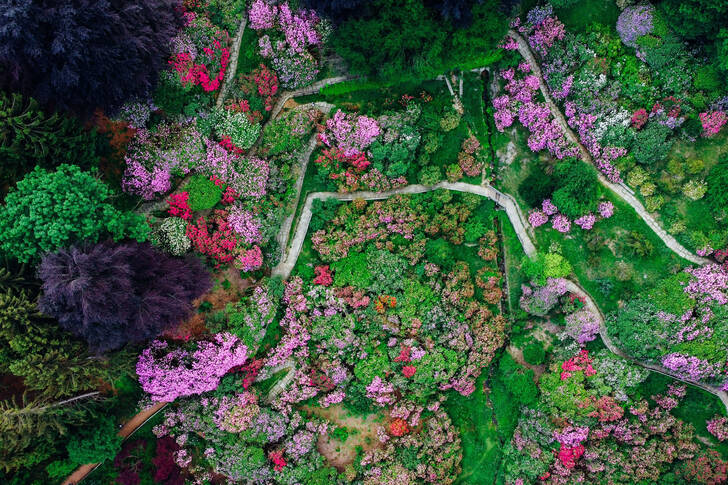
[402,365,417,378]
[167,192,192,220]
[251,64,279,112]
[560,349,596,380]
[631,108,648,130]
[389,418,410,437]
[313,265,333,286]
[268,449,286,471]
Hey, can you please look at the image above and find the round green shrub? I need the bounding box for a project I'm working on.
[522,342,546,365]
[185,175,223,210]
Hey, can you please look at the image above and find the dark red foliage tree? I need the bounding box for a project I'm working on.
[0,0,183,117]
[152,437,184,485]
[38,241,211,353]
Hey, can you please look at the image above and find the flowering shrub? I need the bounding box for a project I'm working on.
[313,265,333,286]
[320,110,380,157]
[249,1,327,89]
[616,5,654,48]
[707,416,728,442]
[699,111,727,137]
[169,15,231,92]
[212,107,261,150]
[136,333,249,402]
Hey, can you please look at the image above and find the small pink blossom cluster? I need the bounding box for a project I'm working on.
[699,111,727,137]
[529,199,612,233]
[707,416,728,441]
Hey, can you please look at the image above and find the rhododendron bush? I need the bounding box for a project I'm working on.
[248,0,330,89]
[607,263,728,389]
[503,347,713,484]
[314,106,423,193]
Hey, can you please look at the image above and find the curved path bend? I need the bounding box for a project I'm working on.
[271,181,536,279]
[508,30,709,266]
[271,178,728,413]
[563,279,728,412]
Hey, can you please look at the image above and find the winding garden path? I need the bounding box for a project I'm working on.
[215,17,248,108]
[507,29,710,266]
[271,180,536,279]
[69,36,726,483]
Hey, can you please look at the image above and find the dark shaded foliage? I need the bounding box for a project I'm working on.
[332,0,506,80]
[304,0,486,25]
[0,0,183,117]
[38,241,212,353]
[0,92,100,192]
[152,436,184,485]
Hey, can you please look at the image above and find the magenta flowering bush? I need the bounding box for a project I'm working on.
[320,109,381,157]
[699,111,727,137]
[598,201,614,218]
[707,416,728,442]
[136,333,249,402]
[574,213,596,230]
[529,210,549,228]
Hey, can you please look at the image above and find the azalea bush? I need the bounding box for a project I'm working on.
[248,0,330,89]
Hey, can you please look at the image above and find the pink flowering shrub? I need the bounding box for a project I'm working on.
[551,214,571,233]
[136,333,249,402]
[598,201,614,218]
[320,110,380,157]
[248,1,326,88]
[574,213,596,230]
[529,210,549,227]
[707,416,728,442]
[700,111,727,137]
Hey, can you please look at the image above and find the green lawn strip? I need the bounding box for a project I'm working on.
[446,372,502,485]
[497,211,526,313]
[533,190,686,314]
[235,26,263,76]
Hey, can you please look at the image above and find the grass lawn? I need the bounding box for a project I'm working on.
[446,372,502,485]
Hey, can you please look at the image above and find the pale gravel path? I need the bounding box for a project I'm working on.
[215,17,248,108]
[271,181,536,279]
[563,279,728,413]
[274,102,335,254]
[508,30,709,266]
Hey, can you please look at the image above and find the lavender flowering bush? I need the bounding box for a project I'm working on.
[616,5,654,48]
[136,333,249,402]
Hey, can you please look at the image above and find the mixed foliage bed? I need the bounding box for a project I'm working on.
[2,0,728,484]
